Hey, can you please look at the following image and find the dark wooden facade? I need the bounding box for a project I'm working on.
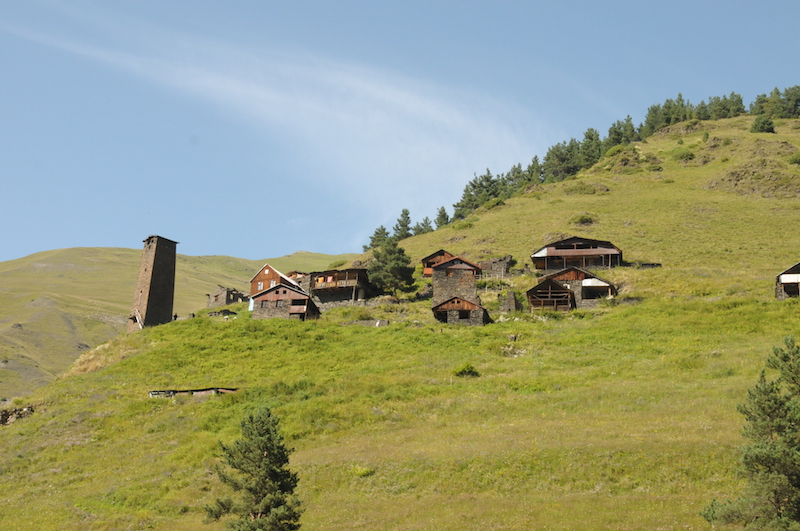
[421,249,455,277]
[526,278,576,311]
[432,297,491,326]
[776,262,800,300]
[251,284,320,321]
[531,236,622,270]
[541,267,617,302]
[300,268,374,304]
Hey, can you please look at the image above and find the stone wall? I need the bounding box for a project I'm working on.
[440,308,489,326]
[498,291,522,312]
[432,269,479,306]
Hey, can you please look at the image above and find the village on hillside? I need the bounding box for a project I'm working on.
[127,234,800,330]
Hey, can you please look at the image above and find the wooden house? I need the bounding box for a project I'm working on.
[541,267,616,304]
[421,249,455,277]
[776,262,800,299]
[251,283,320,321]
[527,267,616,311]
[526,278,576,311]
[297,268,376,306]
[249,263,300,297]
[432,296,491,326]
[530,236,622,270]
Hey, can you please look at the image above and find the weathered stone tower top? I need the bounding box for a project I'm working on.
[127,235,178,333]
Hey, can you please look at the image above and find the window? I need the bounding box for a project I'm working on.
[458,310,471,320]
[261,301,268,308]
[257,282,263,290]
[270,280,277,288]
[276,300,283,307]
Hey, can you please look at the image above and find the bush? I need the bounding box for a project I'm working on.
[563,181,598,195]
[750,114,776,133]
[671,148,695,161]
[453,363,480,378]
[569,212,596,225]
[483,198,505,210]
[788,152,800,165]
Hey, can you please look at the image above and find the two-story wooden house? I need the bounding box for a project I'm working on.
[531,236,622,270]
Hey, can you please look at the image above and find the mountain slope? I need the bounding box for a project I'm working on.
[3,115,800,529]
[0,248,357,401]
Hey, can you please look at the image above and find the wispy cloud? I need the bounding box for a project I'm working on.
[3,7,547,225]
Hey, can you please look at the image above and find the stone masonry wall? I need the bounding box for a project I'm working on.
[432,270,479,306]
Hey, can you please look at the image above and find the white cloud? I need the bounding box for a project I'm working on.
[3,10,548,222]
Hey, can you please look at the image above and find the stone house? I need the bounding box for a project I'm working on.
[431,256,482,305]
[531,236,622,271]
[430,256,489,325]
[776,262,800,299]
[479,255,514,277]
[206,286,248,308]
[251,283,320,321]
[432,296,491,326]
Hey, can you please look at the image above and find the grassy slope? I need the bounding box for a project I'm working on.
[0,249,357,401]
[3,116,800,529]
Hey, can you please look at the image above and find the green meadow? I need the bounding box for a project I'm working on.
[0,249,356,401]
[3,116,800,529]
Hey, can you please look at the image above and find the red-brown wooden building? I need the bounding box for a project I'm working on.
[421,249,455,277]
[530,236,622,270]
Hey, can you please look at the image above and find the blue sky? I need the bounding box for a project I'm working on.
[1,1,798,262]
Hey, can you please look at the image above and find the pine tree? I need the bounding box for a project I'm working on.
[367,238,415,297]
[393,209,412,240]
[703,337,800,528]
[205,405,302,531]
[412,217,434,235]
[750,114,776,133]
[362,225,390,252]
[434,206,450,228]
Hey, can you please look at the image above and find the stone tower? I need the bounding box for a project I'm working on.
[127,235,178,333]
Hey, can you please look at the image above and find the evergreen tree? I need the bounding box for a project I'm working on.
[526,155,543,183]
[412,217,434,235]
[703,337,800,528]
[367,238,415,297]
[434,206,450,228]
[362,225,390,252]
[392,209,413,240]
[751,114,776,133]
[579,128,602,169]
[205,405,301,531]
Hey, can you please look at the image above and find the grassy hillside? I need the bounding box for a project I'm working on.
[3,115,800,529]
[0,249,357,401]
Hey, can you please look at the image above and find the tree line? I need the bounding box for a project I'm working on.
[363,85,800,245]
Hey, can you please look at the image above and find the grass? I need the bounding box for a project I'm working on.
[0,249,357,400]
[3,115,800,528]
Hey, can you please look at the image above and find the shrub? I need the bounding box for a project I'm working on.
[453,363,480,378]
[483,198,505,210]
[671,148,695,161]
[563,181,598,195]
[750,114,776,133]
[788,152,800,165]
[569,212,596,225]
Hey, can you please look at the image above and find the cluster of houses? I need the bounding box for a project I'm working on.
[131,233,800,331]
[208,236,631,326]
